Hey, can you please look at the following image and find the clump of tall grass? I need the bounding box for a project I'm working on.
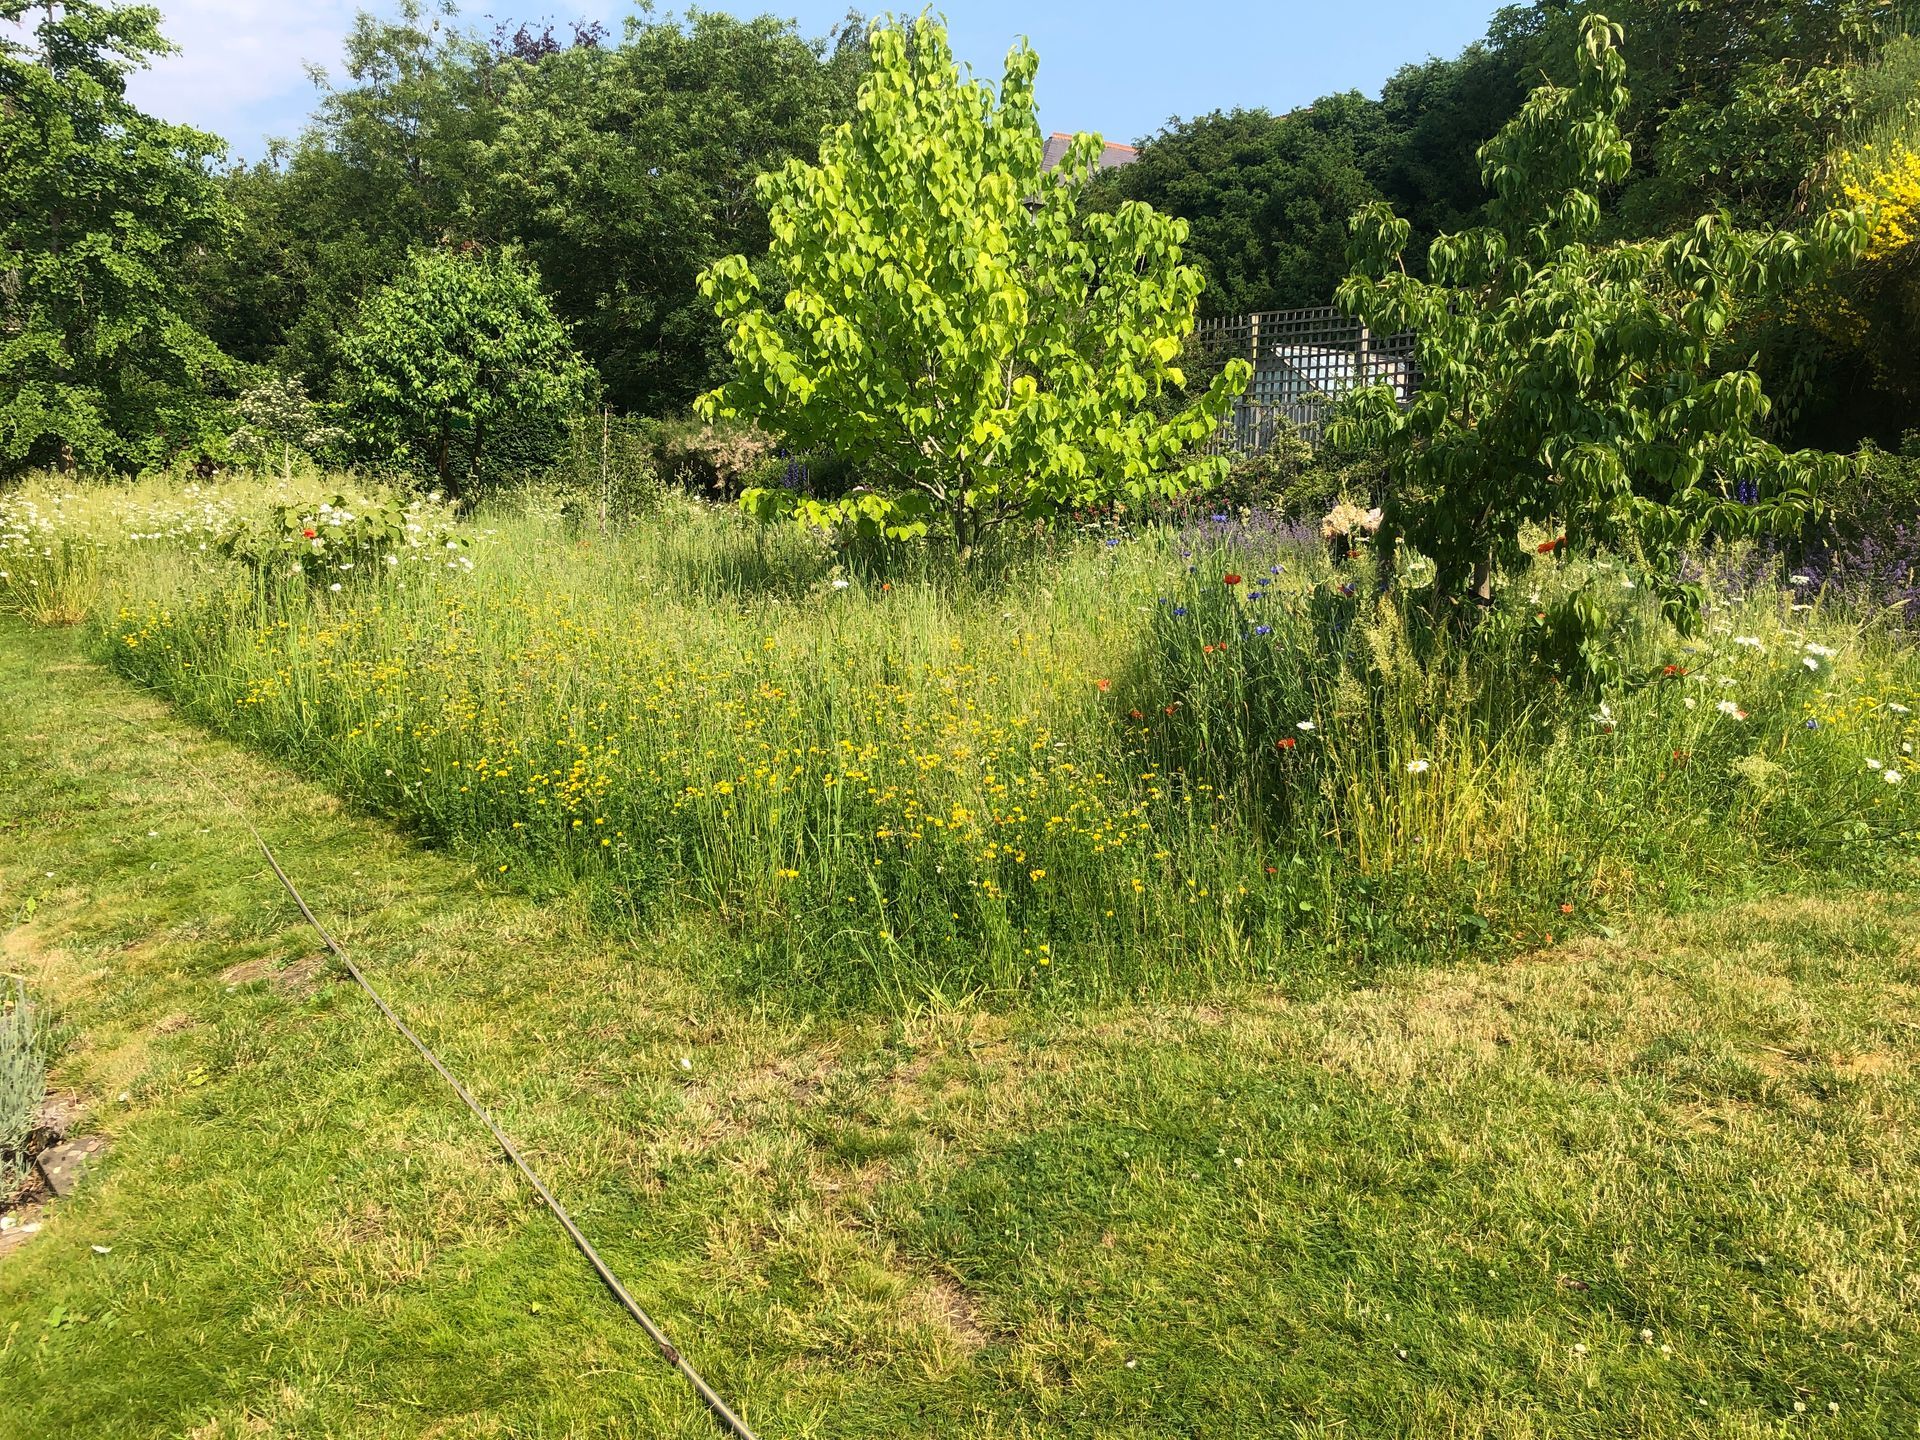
[50,470,1919,1008]
[1,980,46,1191]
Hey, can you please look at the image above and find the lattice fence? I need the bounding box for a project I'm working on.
[1194,306,1417,454]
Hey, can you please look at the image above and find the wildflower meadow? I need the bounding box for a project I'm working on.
[7,473,1913,1007]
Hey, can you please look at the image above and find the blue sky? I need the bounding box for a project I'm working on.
[122,1,1502,166]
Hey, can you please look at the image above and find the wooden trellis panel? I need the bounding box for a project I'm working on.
[1194,306,1418,454]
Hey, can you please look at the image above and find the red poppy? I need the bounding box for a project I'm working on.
[1276,736,1297,750]
[1164,704,1179,715]
[1095,678,1112,692]
[1535,540,1555,554]
[1223,573,1242,586]
[881,582,893,592]
[1129,709,1144,721]
[302,528,317,539]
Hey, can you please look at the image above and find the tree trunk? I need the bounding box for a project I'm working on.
[470,417,486,495]
[950,494,973,566]
[435,425,456,502]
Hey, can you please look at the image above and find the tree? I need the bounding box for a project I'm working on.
[195,2,500,397]
[0,0,233,472]
[1099,95,1387,317]
[1493,0,1903,232]
[472,10,867,412]
[1333,14,1869,618]
[697,17,1249,558]
[1372,44,1529,261]
[340,246,592,497]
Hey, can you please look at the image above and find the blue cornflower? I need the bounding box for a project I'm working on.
[1173,606,1188,617]
[1105,538,1120,547]
[1254,624,1272,636]
[1270,565,1283,574]
[1211,513,1229,523]
[1805,718,1819,729]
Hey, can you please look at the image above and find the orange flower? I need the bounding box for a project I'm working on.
[1096,678,1112,692]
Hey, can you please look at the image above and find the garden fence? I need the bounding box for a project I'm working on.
[1195,306,1418,454]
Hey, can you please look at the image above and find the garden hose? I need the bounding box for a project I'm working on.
[108,711,761,1440]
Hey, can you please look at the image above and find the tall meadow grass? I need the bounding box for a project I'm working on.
[6,472,1916,1006]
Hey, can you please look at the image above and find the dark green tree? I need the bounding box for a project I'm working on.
[1103,93,1386,316]
[472,9,867,411]
[1372,44,1530,259]
[191,2,502,396]
[340,246,592,497]
[0,0,233,472]
[1493,0,1904,231]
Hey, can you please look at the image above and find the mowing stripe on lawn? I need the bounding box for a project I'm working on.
[108,708,763,1440]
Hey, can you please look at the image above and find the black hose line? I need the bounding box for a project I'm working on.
[110,711,761,1440]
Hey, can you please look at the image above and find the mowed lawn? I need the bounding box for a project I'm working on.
[3,617,1919,1438]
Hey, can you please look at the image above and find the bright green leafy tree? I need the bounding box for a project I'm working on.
[697,17,1249,558]
[0,0,233,472]
[1332,14,1870,618]
[340,246,592,497]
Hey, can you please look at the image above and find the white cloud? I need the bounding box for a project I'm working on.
[124,1,361,158]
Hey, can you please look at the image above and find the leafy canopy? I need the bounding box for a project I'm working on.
[697,16,1249,556]
[1333,14,1870,615]
[476,10,868,413]
[340,246,592,496]
[1100,95,1387,317]
[0,0,233,473]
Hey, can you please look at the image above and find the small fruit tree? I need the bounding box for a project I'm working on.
[341,246,591,499]
[696,17,1249,558]
[1331,14,1869,619]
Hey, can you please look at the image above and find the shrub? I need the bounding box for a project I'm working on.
[1823,436,1920,543]
[1,980,45,1189]
[216,488,464,588]
[227,373,345,477]
[652,417,776,498]
[1200,424,1391,523]
[341,246,593,501]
